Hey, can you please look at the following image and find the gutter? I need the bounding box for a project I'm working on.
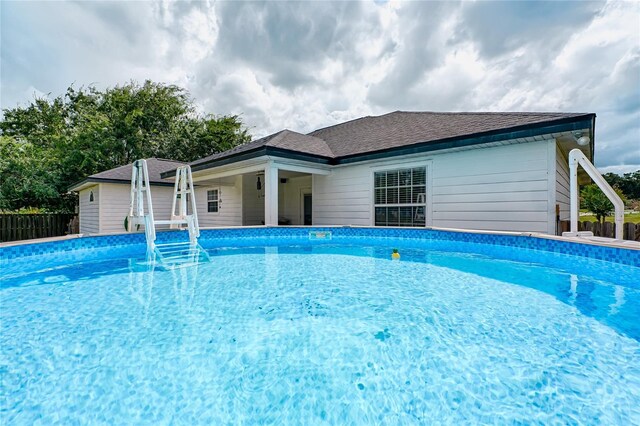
[162,147,333,178]
[67,177,175,192]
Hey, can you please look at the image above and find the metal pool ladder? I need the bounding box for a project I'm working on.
[128,159,209,266]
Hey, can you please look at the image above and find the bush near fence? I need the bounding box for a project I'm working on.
[0,214,76,242]
[558,220,640,241]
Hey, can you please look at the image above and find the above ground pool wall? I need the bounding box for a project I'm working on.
[2,227,639,268]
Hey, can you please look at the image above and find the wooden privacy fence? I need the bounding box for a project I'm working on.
[0,214,76,243]
[558,220,640,241]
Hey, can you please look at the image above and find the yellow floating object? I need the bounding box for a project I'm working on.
[392,252,400,259]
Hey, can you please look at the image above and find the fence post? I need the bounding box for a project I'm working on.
[603,222,613,239]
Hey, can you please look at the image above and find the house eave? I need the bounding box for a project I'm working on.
[334,114,596,165]
[68,177,175,192]
[163,147,333,178]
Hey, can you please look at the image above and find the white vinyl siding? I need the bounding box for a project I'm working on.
[79,186,99,234]
[77,178,242,234]
[431,140,551,233]
[280,175,312,225]
[555,144,571,221]
[313,139,555,233]
[313,166,372,225]
[98,183,174,234]
[198,176,242,227]
[242,174,265,225]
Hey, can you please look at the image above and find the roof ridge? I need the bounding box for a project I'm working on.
[308,115,374,135]
[280,128,326,139]
[274,128,336,157]
[308,111,589,135]
[150,157,186,163]
[390,110,590,116]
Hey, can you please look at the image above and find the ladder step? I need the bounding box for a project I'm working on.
[155,242,195,248]
[156,245,198,252]
[157,248,202,257]
[154,219,189,225]
[160,254,205,262]
[156,241,193,246]
[161,262,201,270]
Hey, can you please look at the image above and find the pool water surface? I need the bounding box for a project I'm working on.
[1,235,640,424]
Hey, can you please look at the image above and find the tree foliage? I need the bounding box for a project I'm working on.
[603,171,640,200]
[0,81,251,212]
[580,184,626,225]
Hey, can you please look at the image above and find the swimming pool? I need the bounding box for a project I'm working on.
[1,227,639,424]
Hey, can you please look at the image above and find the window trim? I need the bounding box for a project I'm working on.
[370,161,432,227]
[206,187,220,215]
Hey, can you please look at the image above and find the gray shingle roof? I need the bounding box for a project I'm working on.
[190,129,333,167]
[308,111,592,158]
[185,111,593,173]
[89,158,185,183]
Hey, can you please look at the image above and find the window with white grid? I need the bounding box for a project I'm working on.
[374,167,426,227]
[207,189,219,213]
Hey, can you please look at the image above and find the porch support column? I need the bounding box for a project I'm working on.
[264,163,279,226]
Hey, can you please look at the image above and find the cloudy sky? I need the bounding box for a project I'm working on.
[1,1,639,173]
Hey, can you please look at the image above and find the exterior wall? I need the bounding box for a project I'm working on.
[555,144,571,221]
[313,165,372,226]
[98,183,174,233]
[313,140,556,233]
[242,174,265,225]
[78,180,242,235]
[79,185,100,234]
[197,176,242,228]
[280,175,312,225]
[432,140,553,233]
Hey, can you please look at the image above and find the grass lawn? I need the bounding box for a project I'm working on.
[579,210,640,223]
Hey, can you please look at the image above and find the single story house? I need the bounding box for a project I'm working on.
[71,111,596,235]
[69,158,185,234]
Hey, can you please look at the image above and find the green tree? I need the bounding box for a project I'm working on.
[603,171,640,200]
[0,80,251,212]
[580,184,626,225]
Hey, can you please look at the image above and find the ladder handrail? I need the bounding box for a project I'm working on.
[129,159,156,248]
[567,149,624,239]
[128,164,137,221]
[170,167,181,221]
[187,166,200,237]
[141,160,156,243]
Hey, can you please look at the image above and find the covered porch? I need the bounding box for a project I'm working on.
[189,158,331,227]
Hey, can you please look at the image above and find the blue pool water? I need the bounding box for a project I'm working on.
[1,230,640,424]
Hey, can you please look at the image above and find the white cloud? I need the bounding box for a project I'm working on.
[1,0,638,172]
